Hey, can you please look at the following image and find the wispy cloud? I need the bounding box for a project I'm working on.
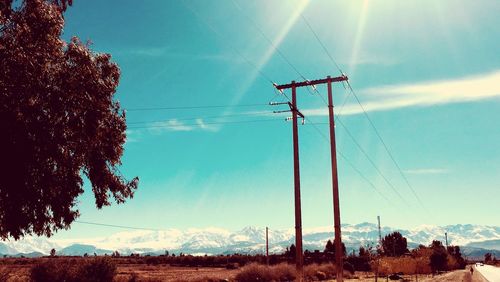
[302,70,500,117]
[404,168,450,175]
[195,119,219,132]
[146,119,220,134]
[125,129,140,143]
[150,120,194,132]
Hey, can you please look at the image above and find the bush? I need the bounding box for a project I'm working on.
[303,263,352,281]
[30,258,116,282]
[235,263,296,282]
[78,258,116,282]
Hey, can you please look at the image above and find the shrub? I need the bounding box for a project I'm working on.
[303,263,352,281]
[78,258,116,282]
[30,258,116,282]
[235,263,296,282]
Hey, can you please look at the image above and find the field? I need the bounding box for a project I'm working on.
[0,258,480,282]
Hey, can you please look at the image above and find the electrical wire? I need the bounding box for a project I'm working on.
[75,220,163,231]
[127,111,274,125]
[127,118,282,130]
[302,117,392,203]
[125,103,268,112]
[299,12,426,210]
[346,81,427,210]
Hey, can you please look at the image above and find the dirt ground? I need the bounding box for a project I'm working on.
[0,263,491,282]
[115,264,238,281]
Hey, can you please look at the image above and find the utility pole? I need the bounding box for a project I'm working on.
[270,82,305,276]
[445,232,448,249]
[378,216,382,242]
[376,216,382,282]
[274,75,348,281]
[266,227,269,265]
[326,75,347,282]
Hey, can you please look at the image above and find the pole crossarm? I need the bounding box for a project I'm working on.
[275,75,348,90]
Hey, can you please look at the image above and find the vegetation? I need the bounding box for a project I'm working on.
[0,0,137,239]
[30,257,116,282]
[381,231,408,257]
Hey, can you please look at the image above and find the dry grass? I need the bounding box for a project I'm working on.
[371,256,432,275]
[115,265,237,282]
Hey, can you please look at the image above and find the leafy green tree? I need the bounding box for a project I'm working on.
[0,0,137,239]
[381,231,408,257]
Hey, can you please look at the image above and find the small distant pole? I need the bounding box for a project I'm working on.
[375,215,382,282]
[445,232,448,249]
[377,216,382,242]
[266,227,269,265]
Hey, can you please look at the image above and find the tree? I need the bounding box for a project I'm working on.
[0,0,138,239]
[323,239,347,260]
[286,244,296,259]
[447,245,465,269]
[429,240,447,273]
[484,253,492,263]
[381,231,408,257]
[50,248,56,257]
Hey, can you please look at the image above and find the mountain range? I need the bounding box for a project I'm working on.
[1,223,499,259]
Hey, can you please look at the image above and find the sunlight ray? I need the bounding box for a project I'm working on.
[348,0,371,78]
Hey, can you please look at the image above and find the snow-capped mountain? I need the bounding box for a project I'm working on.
[1,223,499,257]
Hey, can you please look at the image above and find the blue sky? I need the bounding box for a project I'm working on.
[52,0,499,239]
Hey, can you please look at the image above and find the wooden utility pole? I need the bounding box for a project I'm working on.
[270,83,305,275]
[326,76,345,282]
[274,75,348,281]
[266,227,269,265]
[376,215,382,282]
[445,232,448,249]
[291,82,304,274]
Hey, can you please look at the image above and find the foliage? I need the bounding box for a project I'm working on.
[484,252,492,263]
[235,263,296,282]
[429,241,447,273]
[30,257,116,282]
[323,239,346,260]
[381,232,408,257]
[447,245,465,269]
[0,0,137,239]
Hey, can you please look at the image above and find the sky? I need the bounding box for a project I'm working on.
[48,0,500,239]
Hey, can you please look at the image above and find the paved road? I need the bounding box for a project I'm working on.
[475,264,500,282]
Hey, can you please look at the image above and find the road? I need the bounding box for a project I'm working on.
[475,264,500,282]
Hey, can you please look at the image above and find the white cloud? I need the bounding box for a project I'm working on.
[195,119,219,132]
[125,129,140,143]
[149,119,194,133]
[404,168,450,175]
[302,70,500,116]
[146,119,220,134]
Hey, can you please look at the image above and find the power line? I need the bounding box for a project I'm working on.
[300,15,343,75]
[127,111,273,125]
[181,0,275,85]
[128,118,282,130]
[302,116,392,203]
[75,220,163,231]
[125,103,268,112]
[299,12,426,210]
[335,118,409,205]
[304,86,407,204]
[346,81,426,210]
[229,0,314,90]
